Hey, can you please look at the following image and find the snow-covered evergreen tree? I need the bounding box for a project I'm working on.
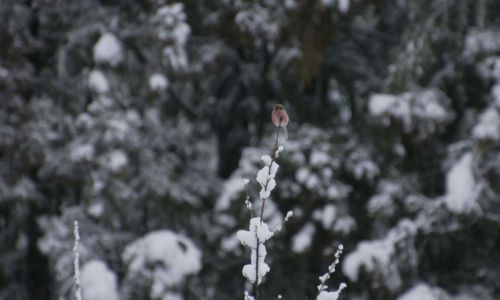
[1,0,500,299]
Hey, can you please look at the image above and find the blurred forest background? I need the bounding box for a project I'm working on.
[1,0,500,299]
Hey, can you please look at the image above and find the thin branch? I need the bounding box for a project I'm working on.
[259,120,282,222]
[253,223,260,300]
[254,119,283,300]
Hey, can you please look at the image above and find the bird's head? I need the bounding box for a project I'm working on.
[273,104,284,111]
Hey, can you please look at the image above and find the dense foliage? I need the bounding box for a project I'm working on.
[1,0,500,299]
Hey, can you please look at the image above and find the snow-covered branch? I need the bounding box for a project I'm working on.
[73,220,82,300]
[316,245,346,300]
[238,125,288,300]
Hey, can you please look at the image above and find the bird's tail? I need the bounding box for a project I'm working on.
[281,124,288,141]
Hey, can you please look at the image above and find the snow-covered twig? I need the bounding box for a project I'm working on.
[258,121,283,221]
[237,218,273,298]
[243,178,252,213]
[273,210,293,235]
[73,220,83,300]
[238,123,286,300]
[316,245,346,300]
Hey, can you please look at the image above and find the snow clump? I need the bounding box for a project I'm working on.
[444,152,478,214]
[93,33,123,66]
[237,217,274,284]
[80,260,119,300]
[123,230,202,298]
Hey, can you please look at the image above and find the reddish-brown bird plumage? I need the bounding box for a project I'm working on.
[272,104,289,139]
[271,104,289,127]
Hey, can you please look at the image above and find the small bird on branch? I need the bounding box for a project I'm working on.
[271,104,289,140]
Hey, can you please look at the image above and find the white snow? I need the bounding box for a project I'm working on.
[155,4,190,45]
[333,216,356,234]
[0,66,8,78]
[472,107,500,141]
[80,260,119,300]
[162,293,183,300]
[154,4,191,72]
[163,44,189,71]
[88,96,113,114]
[367,194,396,217]
[93,33,123,66]
[256,159,279,199]
[492,84,500,107]
[327,183,351,200]
[149,73,169,92]
[320,0,334,7]
[70,143,95,162]
[73,221,82,300]
[367,180,400,216]
[444,153,478,213]
[343,239,393,281]
[237,217,274,284]
[88,70,110,94]
[397,284,438,300]
[464,30,500,58]
[310,150,330,167]
[87,202,104,218]
[173,22,191,46]
[368,94,398,116]
[12,177,36,199]
[417,95,448,120]
[221,235,240,251]
[76,113,96,129]
[295,167,310,183]
[105,117,130,142]
[157,3,184,25]
[235,6,278,41]
[322,168,333,180]
[103,150,128,172]
[123,230,202,292]
[292,222,315,253]
[126,109,142,126]
[318,245,344,289]
[237,217,274,248]
[337,0,350,13]
[342,220,416,289]
[261,155,272,166]
[306,174,320,189]
[368,90,451,135]
[317,284,347,300]
[273,210,294,234]
[275,145,284,158]
[245,196,252,210]
[216,176,246,210]
[321,205,337,229]
[353,159,379,180]
[244,291,255,300]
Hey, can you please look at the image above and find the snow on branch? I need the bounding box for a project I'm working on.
[316,244,347,300]
[238,122,288,300]
[256,155,279,199]
[237,217,273,284]
[73,220,82,300]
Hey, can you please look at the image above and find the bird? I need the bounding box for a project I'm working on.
[271,104,289,140]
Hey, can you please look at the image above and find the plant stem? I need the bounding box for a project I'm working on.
[259,121,282,222]
[254,224,260,300]
[255,120,282,300]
